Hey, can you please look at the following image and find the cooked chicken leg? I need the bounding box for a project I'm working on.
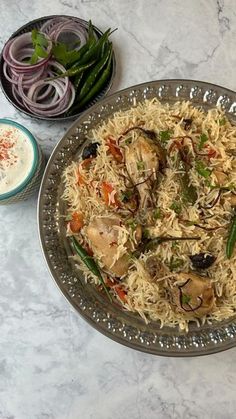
[86,216,141,277]
[124,134,165,208]
[171,272,215,316]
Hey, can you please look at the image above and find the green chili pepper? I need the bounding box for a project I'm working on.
[74,71,84,93]
[87,20,96,44]
[71,236,112,301]
[78,28,112,65]
[226,213,236,258]
[68,43,91,66]
[78,43,112,100]
[64,21,96,68]
[49,59,96,80]
[68,50,112,114]
[178,159,198,204]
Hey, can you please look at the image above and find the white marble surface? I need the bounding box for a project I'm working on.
[0,0,236,418]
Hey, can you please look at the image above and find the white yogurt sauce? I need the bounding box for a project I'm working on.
[0,123,34,195]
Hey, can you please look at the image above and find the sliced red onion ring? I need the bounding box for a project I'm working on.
[21,61,69,108]
[31,84,54,102]
[12,84,25,107]
[40,17,69,36]
[4,62,45,87]
[27,82,75,116]
[3,32,52,71]
[40,17,88,49]
[3,62,18,85]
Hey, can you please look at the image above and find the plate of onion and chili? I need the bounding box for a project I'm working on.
[0,15,116,121]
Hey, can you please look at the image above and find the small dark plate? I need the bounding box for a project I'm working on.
[0,15,116,121]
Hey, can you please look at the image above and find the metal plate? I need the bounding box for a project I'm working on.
[38,79,236,356]
[0,15,116,121]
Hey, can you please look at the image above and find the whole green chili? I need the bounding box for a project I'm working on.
[226,213,236,258]
[69,50,112,114]
[87,19,96,44]
[74,71,84,93]
[71,236,112,301]
[78,28,112,65]
[78,43,112,100]
[49,59,96,80]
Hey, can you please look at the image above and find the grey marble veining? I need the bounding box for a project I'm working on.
[0,0,236,418]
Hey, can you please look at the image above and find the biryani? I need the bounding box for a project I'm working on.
[62,98,236,331]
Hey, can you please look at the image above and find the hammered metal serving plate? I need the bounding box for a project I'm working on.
[0,15,116,121]
[38,79,236,356]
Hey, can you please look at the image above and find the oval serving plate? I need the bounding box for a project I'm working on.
[0,15,116,122]
[38,79,236,356]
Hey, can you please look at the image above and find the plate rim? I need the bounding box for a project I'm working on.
[38,78,236,356]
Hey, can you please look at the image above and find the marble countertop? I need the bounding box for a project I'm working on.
[0,0,236,418]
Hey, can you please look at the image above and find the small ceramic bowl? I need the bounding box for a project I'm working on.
[0,119,45,205]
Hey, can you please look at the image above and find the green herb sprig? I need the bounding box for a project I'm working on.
[30,29,49,64]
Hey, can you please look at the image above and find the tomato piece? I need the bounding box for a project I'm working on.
[101,182,120,207]
[116,287,127,301]
[207,148,218,159]
[106,278,116,288]
[69,212,84,233]
[77,170,86,186]
[77,158,95,185]
[107,137,123,163]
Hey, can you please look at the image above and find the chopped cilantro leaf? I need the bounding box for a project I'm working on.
[219,118,226,126]
[182,293,191,304]
[52,42,81,67]
[120,190,133,202]
[159,130,171,143]
[171,241,179,249]
[153,208,162,219]
[137,160,145,171]
[30,29,49,64]
[30,51,38,65]
[127,219,137,232]
[168,256,184,271]
[125,136,132,145]
[170,201,182,215]
[198,133,208,150]
[195,160,212,178]
[143,229,150,239]
[35,45,48,58]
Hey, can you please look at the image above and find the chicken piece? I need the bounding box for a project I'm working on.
[171,272,214,317]
[125,134,165,208]
[86,216,141,277]
[145,255,168,282]
[214,170,228,185]
[230,194,236,207]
